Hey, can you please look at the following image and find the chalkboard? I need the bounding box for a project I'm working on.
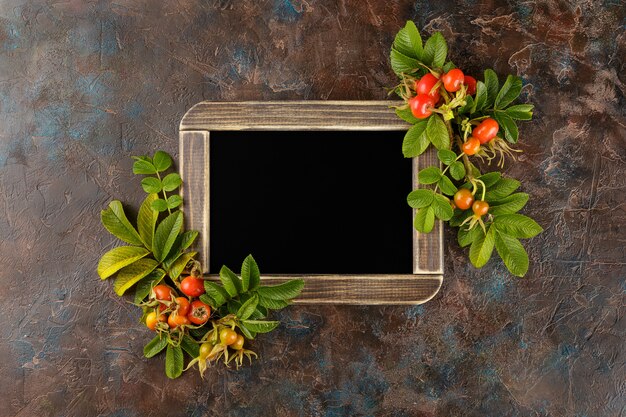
[209,130,412,274]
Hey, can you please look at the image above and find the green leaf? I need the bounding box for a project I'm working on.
[493,214,543,239]
[219,265,242,297]
[402,120,429,157]
[101,201,144,246]
[489,193,529,215]
[134,269,166,304]
[458,225,484,248]
[390,48,419,76]
[237,323,256,340]
[484,178,520,202]
[479,172,502,187]
[437,149,456,165]
[422,32,447,68]
[162,173,182,192]
[407,189,434,209]
[493,111,519,143]
[458,95,474,114]
[393,21,423,60]
[258,295,290,310]
[237,295,259,320]
[151,199,168,212]
[153,211,183,262]
[199,294,217,308]
[162,231,198,270]
[144,335,168,358]
[204,281,230,307]
[395,107,419,124]
[426,114,450,150]
[97,246,150,279]
[418,167,442,184]
[133,160,157,175]
[113,258,159,296]
[256,279,305,301]
[180,335,200,358]
[449,208,472,227]
[166,195,183,209]
[469,225,495,268]
[431,194,453,221]
[483,69,499,108]
[472,81,487,112]
[442,61,456,73]
[141,177,162,194]
[132,155,152,163]
[168,252,196,280]
[505,104,534,120]
[241,254,261,291]
[137,194,158,251]
[495,230,529,277]
[227,299,242,315]
[438,175,458,196]
[153,151,172,172]
[240,320,280,334]
[450,161,466,181]
[414,206,435,233]
[494,75,523,109]
[165,344,183,379]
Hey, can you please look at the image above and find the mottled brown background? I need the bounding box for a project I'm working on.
[0,1,624,416]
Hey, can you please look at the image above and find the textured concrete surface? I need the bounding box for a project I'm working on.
[1,1,624,416]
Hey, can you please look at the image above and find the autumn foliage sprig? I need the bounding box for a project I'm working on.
[97,151,304,378]
[390,22,543,277]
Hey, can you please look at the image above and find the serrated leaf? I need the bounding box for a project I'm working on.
[438,175,458,196]
[469,225,495,268]
[151,199,168,212]
[237,295,259,320]
[449,208,472,227]
[402,120,429,157]
[458,225,484,248]
[240,320,280,334]
[153,151,172,172]
[241,254,260,291]
[459,95,474,114]
[199,294,217,309]
[132,155,152,163]
[495,230,529,277]
[484,178,520,201]
[505,104,534,120]
[258,295,290,310]
[484,69,499,108]
[133,160,157,175]
[219,265,242,297]
[165,344,183,379]
[162,231,198,270]
[238,323,256,340]
[153,211,183,262]
[418,166,442,184]
[422,32,447,68]
[407,189,434,208]
[168,252,196,280]
[426,114,450,150]
[395,107,420,124]
[166,195,183,209]
[414,206,435,233]
[180,335,200,358]
[390,48,420,76]
[113,258,159,296]
[493,214,543,239]
[256,279,305,301]
[227,299,242,315]
[489,193,529,215]
[137,194,158,251]
[393,21,423,60]
[472,81,487,112]
[437,149,456,165]
[134,269,166,304]
[431,194,453,220]
[479,172,502,187]
[141,177,162,193]
[101,200,144,246]
[97,246,150,279]
[450,161,466,180]
[442,61,456,73]
[204,281,230,307]
[144,335,168,358]
[162,173,182,192]
[495,75,523,109]
[493,111,519,143]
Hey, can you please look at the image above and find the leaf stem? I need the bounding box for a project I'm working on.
[156,172,172,214]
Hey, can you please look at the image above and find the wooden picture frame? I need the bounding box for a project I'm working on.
[179,101,443,305]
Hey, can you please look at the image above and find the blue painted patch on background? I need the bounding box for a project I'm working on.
[1,20,21,51]
[11,340,35,366]
[273,0,303,22]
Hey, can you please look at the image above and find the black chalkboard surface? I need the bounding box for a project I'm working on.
[210,130,413,274]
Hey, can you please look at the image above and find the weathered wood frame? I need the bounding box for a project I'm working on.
[179,101,443,305]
